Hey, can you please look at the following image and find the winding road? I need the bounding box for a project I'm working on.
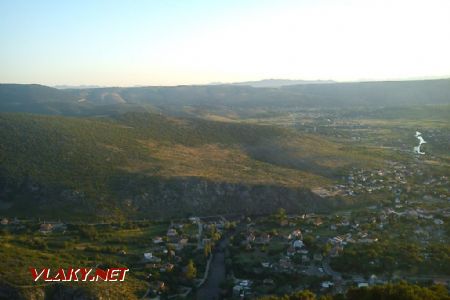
[196,238,228,300]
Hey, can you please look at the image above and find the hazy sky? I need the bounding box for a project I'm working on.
[1,0,449,86]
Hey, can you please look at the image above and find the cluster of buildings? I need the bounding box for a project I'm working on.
[230,195,450,298]
[142,221,198,295]
[316,161,449,201]
[143,216,228,297]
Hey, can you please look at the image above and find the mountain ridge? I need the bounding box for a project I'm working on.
[1,78,449,117]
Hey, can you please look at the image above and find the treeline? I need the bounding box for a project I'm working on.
[331,241,450,276]
[259,282,450,300]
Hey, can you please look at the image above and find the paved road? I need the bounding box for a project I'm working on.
[322,258,342,280]
[197,220,203,249]
[196,238,228,300]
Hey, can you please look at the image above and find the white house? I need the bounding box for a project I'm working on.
[293,240,304,249]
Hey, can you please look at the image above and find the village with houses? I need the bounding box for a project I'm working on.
[1,182,449,300]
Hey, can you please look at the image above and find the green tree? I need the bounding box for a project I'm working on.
[276,207,287,222]
[204,242,212,258]
[185,259,197,280]
[318,295,333,300]
[288,290,316,300]
[322,242,332,256]
[212,231,221,241]
[303,235,316,250]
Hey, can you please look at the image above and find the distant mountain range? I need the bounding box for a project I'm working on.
[53,85,103,89]
[54,79,335,89]
[1,78,449,116]
[228,78,336,87]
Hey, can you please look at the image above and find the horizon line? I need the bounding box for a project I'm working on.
[1,75,450,89]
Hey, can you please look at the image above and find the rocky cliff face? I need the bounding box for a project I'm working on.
[0,175,339,220]
[118,177,338,219]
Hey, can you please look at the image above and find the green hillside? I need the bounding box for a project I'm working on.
[0,112,387,220]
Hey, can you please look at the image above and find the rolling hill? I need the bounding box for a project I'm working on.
[0,111,387,220]
[1,79,449,117]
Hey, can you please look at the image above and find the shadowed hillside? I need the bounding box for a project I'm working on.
[1,112,367,220]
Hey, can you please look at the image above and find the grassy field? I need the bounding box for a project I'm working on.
[0,222,168,299]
